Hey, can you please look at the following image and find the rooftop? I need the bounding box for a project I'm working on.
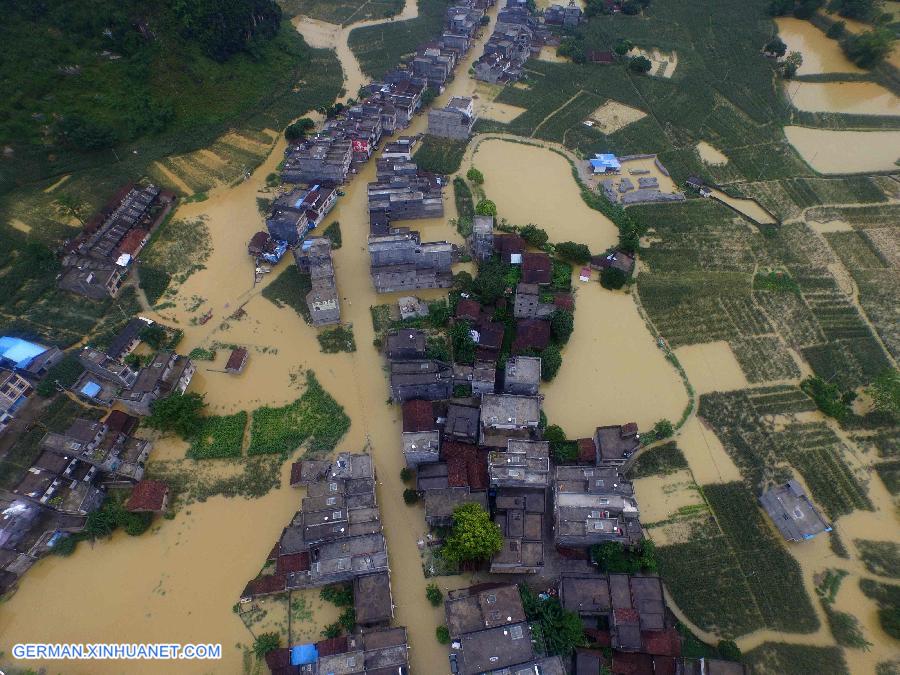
[445,583,526,637]
[759,480,831,542]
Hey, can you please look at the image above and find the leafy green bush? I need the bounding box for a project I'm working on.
[591,540,657,573]
[629,55,652,73]
[519,584,586,657]
[138,266,172,305]
[323,221,342,249]
[554,241,592,264]
[453,177,475,221]
[188,347,217,361]
[466,167,484,184]
[550,310,574,345]
[520,224,549,248]
[436,625,450,644]
[450,321,476,365]
[426,583,444,607]
[321,583,354,607]
[36,354,84,397]
[600,267,628,290]
[187,411,247,459]
[540,344,562,381]
[317,325,356,353]
[442,502,502,564]
[146,392,207,439]
[339,607,356,632]
[475,199,497,217]
[51,535,77,556]
[653,419,674,439]
[628,442,687,478]
[403,488,419,504]
[400,467,413,482]
[253,632,281,658]
[801,377,853,421]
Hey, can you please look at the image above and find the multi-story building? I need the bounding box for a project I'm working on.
[428,97,477,140]
[553,465,642,547]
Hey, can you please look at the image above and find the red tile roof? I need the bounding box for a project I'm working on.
[316,635,349,657]
[494,234,525,255]
[402,400,435,432]
[264,648,293,671]
[456,299,482,322]
[476,321,504,351]
[105,409,138,435]
[242,573,287,598]
[125,480,168,512]
[553,293,574,310]
[117,228,149,256]
[614,607,640,624]
[249,231,270,253]
[612,652,655,675]
[442,442,488,490]
[512,319,550,353]
[577,438,597,464]
[522,252,552,285]
[226,347,248,372]
[290,462,304,486]
[276,552,311,575]
[641,628,681,657]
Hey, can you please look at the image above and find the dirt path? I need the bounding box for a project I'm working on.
[530,89,586,138]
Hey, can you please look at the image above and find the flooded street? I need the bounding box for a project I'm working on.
[784,126,900,174]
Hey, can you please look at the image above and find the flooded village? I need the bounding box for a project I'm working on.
[0,0,899,674]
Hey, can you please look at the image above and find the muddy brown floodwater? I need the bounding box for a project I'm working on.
[0,8,499,673]
[785,80,900,116]
[775,17,864,75]
[784,126,900,174]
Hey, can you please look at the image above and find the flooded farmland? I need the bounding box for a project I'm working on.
[706,187,778,225]
[784,126,900,174]
[785,80,900,116]
[696,141,728,166]
[775,17,864,75]
[472,138,620,252]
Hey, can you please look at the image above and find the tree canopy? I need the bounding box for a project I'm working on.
[550,309,574,344]
[844,28,896,68]
[475,199,497,217]
[868,368,899,420]
[173,0,283,62]
[145,392,207,438]
[466,167,484,184]
[554,241,592,264]
[540,344,562,381]
[442,502,502,564]
[629,55,652,73]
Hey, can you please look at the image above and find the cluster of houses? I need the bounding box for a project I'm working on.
[590,153,687,206]
[474,2,550,83]
[0,336,63,436]
[243,452,411,674]
[58,183,177,300]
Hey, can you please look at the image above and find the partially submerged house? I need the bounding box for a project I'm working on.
[294,237,341,327]
[115,352,195,416]
[266,185,338,247]
[282,137,352,185]
[472,215,494,262]
[225,348,248,374]
[125,480,169,513]
[389,360,453,402]
[368,231,453,294]
[479,394,542,448]
[105,316,153,361]
[427,96,477,140]
[760,480,832,542]
[595,423,640,466]
[385,329,428,361]
[444,403,481,444]
[502,356,541,396]
[402,430,441,468]
[513,282,555,319]
[354,571,394,627]
[554,465,642,547]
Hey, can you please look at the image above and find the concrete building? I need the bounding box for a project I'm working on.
[294,237,341,326]
[389,360,453,402]
[115,352,195,416]
[445,583,526,637]
[502,356,541,395]
[554,465,642,547]
[424,487,487,527]
[472,215,494,262]
[444,403,481,444]
[471,359,497,396]
[385,329,428,361]
[595,423,640,466]
[428,97,476,139]
[58,257,126,300]
[402,430,441,468]
[282,137,352,185]
[78,347,137,388]
[369,232,453,293]
[0,370,32,436]
[488,439,550,489]
[354,571,395,627]
[479,394,541,448]
[760,480,832,542]
[544,0,582,27]
[513,282,554,319]
[491,489,545,574]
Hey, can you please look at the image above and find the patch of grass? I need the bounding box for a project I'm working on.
[413,135,468,175]
[138,266,173,306]
[187,411,248,459]
[754,270,800,294]
[825,606,872,650]
[262,264,312,324]
[247,371,350,457]
[317,325,357,353]
[628,442,688,478]
[855,540,900,579]
[322,221,342,249]
[347,0,453,79]
[141,217,211,285]
[188,347,217,361]
[744,642,849,675]
[453,176,474,222]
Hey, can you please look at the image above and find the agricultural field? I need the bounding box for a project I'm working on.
[655,482,818,637]
[628,442,688,479]
[348,0,452,79]
[744,642,849,675]
[279,0,404,24]
[262,264,314,324]
[247,371,350,457]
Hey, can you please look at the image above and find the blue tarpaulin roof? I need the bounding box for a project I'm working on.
[0,336,48,369]
[589,153,620,172]
[80,381,102,397]
[290,644,318,666]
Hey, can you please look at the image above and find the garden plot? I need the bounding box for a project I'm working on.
[630,47,678,78]
[587,100,647,134]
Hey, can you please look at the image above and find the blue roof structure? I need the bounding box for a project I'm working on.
[290,644,318,666]
[0,336,49,369]
[589,153,621,173]
[80,381,102,398]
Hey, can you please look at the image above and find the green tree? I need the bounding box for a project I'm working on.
[442,502,502,564]
[285,117,315,142]
[466,167,484,184]
[145,392,207,438]
[173,0,282,62]
[436,625,451,644]
[554,241,592,264]
[426,583,444,607]
[450,321,476,365]
[520,224,549,248]
[421,87,439,106]
[400,467,413,482]
[550,310,575,345]
[614,38,634,55]
[717,639,742,661]
[36,354,84,396]
[781,51,803,77]
[56,193,89,225]
[253,632,281,658]
[475,199,497,217]
[600,267,628,290]
[653,419,674,439]
[765,36,788,57]
[629,55,652,73]
[844,28,895,67]
[339,607,356,632]
[321,623,342,639]
[540,344,563,381]
[140,324,167,349]
[868,368,899,420]
[473,258,509,304]
[403,488,419,504]
[321,583,354,606]
[826,20,846,38]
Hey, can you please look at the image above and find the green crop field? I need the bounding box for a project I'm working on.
[280,0,404,24]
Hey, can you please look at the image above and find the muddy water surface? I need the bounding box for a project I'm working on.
[542,285,688,437]
[674,341,748,395]
[707,187,778,224]
[695,141,728,166]
[785,80,900,116]
[784,126,900,174]
[775,17,864,75]
[473,138,619,251]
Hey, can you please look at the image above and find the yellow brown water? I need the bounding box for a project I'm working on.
[785,80,900,116]
[706,187,778,224]
[542,285,689,437]
[784,126,900,174]
[695,141,728,166]
[675,416,742,485]
[674,341,748,395]
[472,138,620,252]
[775,17,864,75]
